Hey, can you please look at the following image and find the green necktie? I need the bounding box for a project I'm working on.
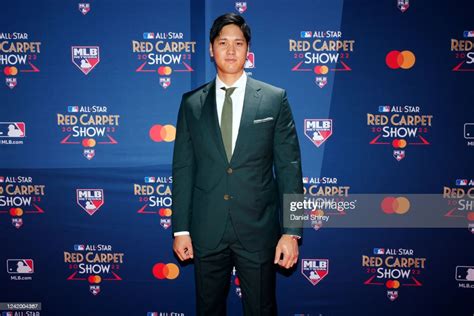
[221,87,236,162]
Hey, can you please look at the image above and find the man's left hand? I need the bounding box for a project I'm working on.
[274,234,299,269]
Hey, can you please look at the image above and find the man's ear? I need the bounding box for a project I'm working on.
[209,43,214,58]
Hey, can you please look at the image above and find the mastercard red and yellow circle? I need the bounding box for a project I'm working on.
[9,207,23,217]
[149,124,176,142]
[381,197,410,214]
[3,66,18,76]
[386,50,416,69]
[152,263,180,280]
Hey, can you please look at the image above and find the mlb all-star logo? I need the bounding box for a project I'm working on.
[304,119,333,147]
[78,3,90,15]
[90,285,100,295]
[315,76,327,88]
[159,77,171,89]
[76,189,104,215]
[6,78,17,89]
[397,0,409,12]
[160,218,171,229]
[72,46,100,75]
[235,2,247,13]
[83,149,95,160]
[387,290,398,301]
[301,259,329,286]
[393,150,405,161]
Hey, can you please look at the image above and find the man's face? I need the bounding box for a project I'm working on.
[210,24,248,77]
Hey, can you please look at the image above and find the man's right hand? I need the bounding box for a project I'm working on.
[173,235,194,261]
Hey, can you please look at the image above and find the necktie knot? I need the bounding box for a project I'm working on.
[221,87,237,97]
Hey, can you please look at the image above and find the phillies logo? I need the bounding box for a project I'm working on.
[304,119,332,147]
[72,46,100,75]
[397,0,409,12]
[301,259,329,285]
[76,189,104,215]
[78,3,90,15]
[235,2,247,13]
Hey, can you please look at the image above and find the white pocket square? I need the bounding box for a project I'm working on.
[253,117,274,124]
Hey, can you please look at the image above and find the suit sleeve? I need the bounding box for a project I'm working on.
[273,90,304,237]
[171,96,195,235]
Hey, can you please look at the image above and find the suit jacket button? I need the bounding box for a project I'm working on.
[226,168,233,174]
[224,194,231,200]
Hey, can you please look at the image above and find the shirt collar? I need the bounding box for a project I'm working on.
[215,72,247,91]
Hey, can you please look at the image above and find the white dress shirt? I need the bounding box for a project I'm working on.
[174,72,247,237]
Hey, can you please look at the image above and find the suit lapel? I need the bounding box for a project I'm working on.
[201,81,228,163]
[230,77,263,165]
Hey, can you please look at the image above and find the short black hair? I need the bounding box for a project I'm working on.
[209,13,251,44]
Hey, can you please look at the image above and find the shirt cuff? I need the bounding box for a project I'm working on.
[174,231,190,237]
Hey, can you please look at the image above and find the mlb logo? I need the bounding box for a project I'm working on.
[159,77,171,89]
[397,0,409,12]
[68,106,79,113]
[83,149,95,160]
[6,77,17,89]
[456,179,468,186]
[387,290,398,301]
[304,119,332,148]
[3,311,13,316]
[144,176,156,183]
[302,177,309,184]
[300,31,313,38]
[301,259,329,286]
[147,313,158,316]
[77,189,104,216]
[74,244,85,251]
[12,218,23,229]
[373,248,385,255]
[311,219,323,231]
[464,31,474,38]
[0,176,4,183]
[160,218,171,229]
[0,122,26,138]
[244,52,255,69]
[7,259,34,274]
[235,2,247,13]
[455,265,474,281]
[143,32,155,39]
[315,76,327,88]
[72,46,100,75]
[78,3,90,15]
[90,285,101,295]
[378,105,391,113]
[393,150,405,161]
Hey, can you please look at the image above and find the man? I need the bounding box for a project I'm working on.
[172,13,303,316]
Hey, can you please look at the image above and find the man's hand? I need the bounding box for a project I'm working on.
[274,234,299,269]
[173,235,194,261]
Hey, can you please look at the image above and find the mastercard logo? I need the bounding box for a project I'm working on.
[158,208,172,216]
[386,280,400,289]
[158,66,172,76]
[4,66,18,76]
[88,275,102,284]
[152,262,179,280]
[381,197,410,214]
[314,65,329,75]
[386,50,416,69]
[149,124,176,142]
[392,139,407,149]
[467,212,474,222]
[9,207,23,217]
[81,138,96,148]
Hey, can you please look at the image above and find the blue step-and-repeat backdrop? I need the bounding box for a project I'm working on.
[1,0,473,315]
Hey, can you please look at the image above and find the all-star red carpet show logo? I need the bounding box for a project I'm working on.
[135,176,173,230]
[1,32,41,89]
[132,32,196,89]
[57,105,119,160]
[0,176,45,229]
[64,244,124,295]
[451,30,474,72]
[289,30,354,88]
[302,176,353,230]
[367,105,432,161]
[443,179,474,234]
[362,247,426,301]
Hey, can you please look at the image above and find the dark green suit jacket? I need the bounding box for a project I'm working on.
[172,77,303,252]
